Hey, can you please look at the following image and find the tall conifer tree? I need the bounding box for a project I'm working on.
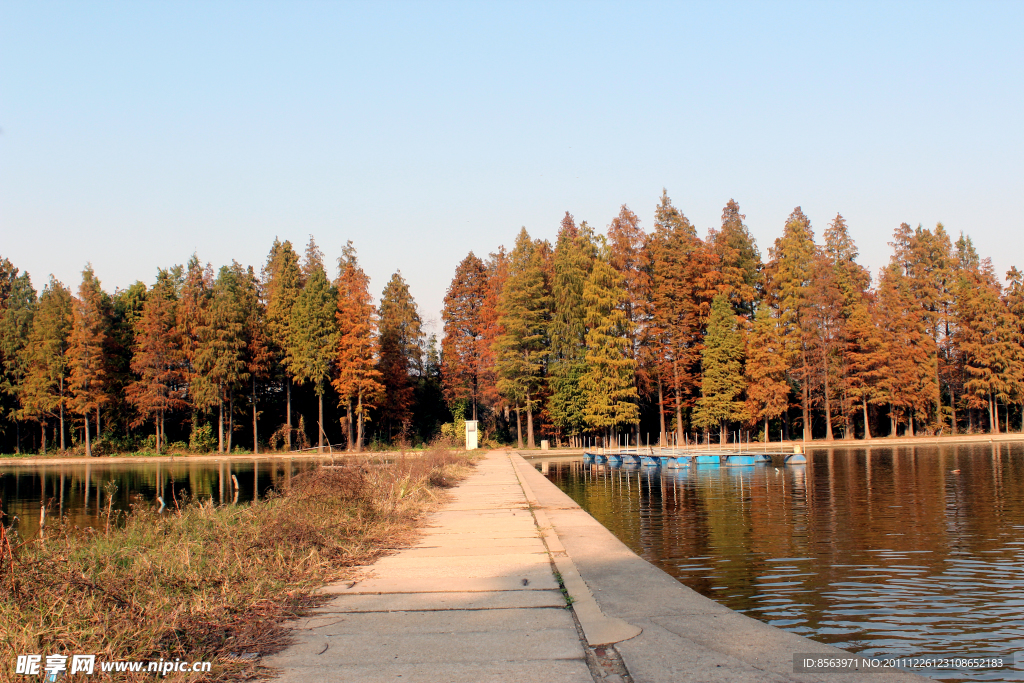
[693,294,746,442]
[127,270,186,452]
[580,245,638,438]
[288,237,337,453]
[333,242,383,451]
[20,277,73,451]
[262,239,303,450]
[495,228,550,449]
[441,253,487,421]
[379,271,423,442]
[744,304,790,441]
[549,214,595,445]
[68,265,110,457]
[765,207,816,440]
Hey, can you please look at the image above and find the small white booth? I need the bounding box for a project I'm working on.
[465,420,479,450]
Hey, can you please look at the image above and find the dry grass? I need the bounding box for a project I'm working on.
[0,447,475,682]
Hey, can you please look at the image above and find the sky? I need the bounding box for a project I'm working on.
[2,1,1022,334]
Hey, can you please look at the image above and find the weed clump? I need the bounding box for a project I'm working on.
[0,447,474,681]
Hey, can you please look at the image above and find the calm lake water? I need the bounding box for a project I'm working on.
[0,458,319,539]
[540,443,1024,683]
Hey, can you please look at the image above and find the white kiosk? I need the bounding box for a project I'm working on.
[465,420,479,450]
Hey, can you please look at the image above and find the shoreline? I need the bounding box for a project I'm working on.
[1,430,1020,466]
[518,431,1024,458]
[0,449,459,467]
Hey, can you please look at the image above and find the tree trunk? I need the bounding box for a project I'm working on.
[526,391,535,449]
[908,413,915,437]
[252,377,259,455]
[218,393,225,453]
[84,416,92,458]
[59,401,65,451]
[228,390,234,453]
[155,416,161,454]
[801,350,810,441]
[719,420,726,444]
[673,360,683,445]
[949,388,957,435]
[993,395,1000,434]
[347,398,355,451]
[41,421,47,455]
[823,357,834,440]
[160,408,165,453]
[356,392,364,453]
[863,401,872,440]
[286,380,292,452]
[96,406,101,438]
[515,407,523,450]
[318,391,324,454]
[659,376,667,446]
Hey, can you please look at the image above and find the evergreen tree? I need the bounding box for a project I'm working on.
[0,268,36,452]
[955,257,1015,432]
[646,190,717,444]
[194,265,248,452]
[287,238,337,453]
[744,304,790,441]
[478,247,510,429]
[234,262,272,453]
[765,207,816,440]
[68,265,110,457]
[549,214,595,445]
[693,293,746,442]
[333,242,383,451]
[876,261,931,435]
[262,239,304,450]
[20,277,73,451]
[580,244,638,437]
[379,271,423,442]
[127,270,186,452]
[843,292,886,439]
[495,228,550,449]
[709,199,762,318]
[441,252,487,421]
[1003,266,1024,429]
[607,204,650,444]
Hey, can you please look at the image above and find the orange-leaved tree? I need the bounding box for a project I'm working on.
[333,241,383,451]
[68,265,110,457]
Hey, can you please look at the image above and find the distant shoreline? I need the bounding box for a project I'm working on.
[0,449,454,466]
[517,431,1024,458]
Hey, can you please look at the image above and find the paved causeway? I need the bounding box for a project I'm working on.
[267,451,926,683]
[265,451,595,683]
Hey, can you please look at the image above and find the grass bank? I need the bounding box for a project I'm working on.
[0,447,475,682]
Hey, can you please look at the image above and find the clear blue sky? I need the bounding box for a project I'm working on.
[2,1,1022,333]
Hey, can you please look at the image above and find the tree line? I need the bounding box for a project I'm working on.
[1,190,1021,454]
[442,191,1024,448]
[0,238,446,455]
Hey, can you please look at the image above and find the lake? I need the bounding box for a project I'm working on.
[539,442,1024,682]
[0,458,319,539]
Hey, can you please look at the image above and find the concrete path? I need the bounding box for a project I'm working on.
[267,451,927,682]
[264,451,595,683]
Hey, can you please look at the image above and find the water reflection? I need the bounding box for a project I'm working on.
[0,459,317,539]
[542,443,1024,682]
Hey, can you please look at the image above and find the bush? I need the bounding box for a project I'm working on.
[189,422,216,453]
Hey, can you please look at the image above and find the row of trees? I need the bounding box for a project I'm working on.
[0,238,444,455]
[441,191,1024,447]
[2,191,1020,454]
